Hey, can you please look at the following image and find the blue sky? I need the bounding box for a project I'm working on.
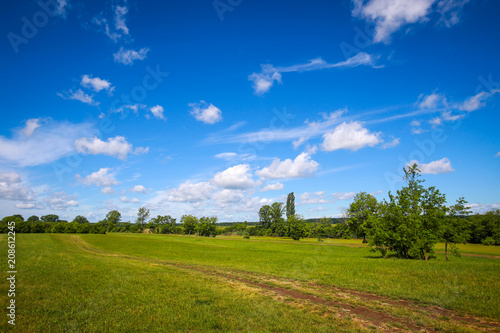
[1,0,499,222]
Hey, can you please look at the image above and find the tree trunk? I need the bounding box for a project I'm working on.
[445,242,449,261]
[362,235,367,243]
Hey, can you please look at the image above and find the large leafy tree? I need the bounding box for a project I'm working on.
[442,197,471,260]
[346,192,378,243]
[259,205,272,229]
[368,164,447,260]
[72,215,89,224]
[181,215,199,235]
[270,202,285,233]
[41,214,59,222]
[286,192,295,219]
[106,210,122,232]
[135,207,149,230]
[197,216,218,237]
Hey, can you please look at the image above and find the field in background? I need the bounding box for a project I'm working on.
[1,233,499,332]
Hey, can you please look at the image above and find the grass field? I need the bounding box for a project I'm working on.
[1,233,500,332]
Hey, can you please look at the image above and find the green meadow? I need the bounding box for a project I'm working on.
[1,233,500,332]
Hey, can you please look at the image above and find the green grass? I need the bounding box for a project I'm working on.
[1,233,499,332]
[79,233,500,319]
[0,234,364,332]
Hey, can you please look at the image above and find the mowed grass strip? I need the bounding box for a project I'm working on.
[80,233,500,320]
[0,234,366,333]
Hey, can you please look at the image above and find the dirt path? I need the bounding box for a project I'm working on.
[69,235,500,333]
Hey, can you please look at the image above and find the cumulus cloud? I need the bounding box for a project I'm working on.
[0,120,95,167]
[406,158,455,174]
[77,168,119,187]
[212,164,255,189]
[130,185,148,194]
[120,196,140,203]
[0,172,36,201]
[189,101,222,124]
[256,153,319,180]
[149,105,165,120]
[352,0,470,43]
[57,89,99,106]
[166,181,216,203]
[75,136,147,160]
[15,202,44,210]
[249,53,379,94]
[322,121,382,151]
[260,182,284,192]
[113,47,150,65]
[101,187,114,194]
[44,192,78,210]
[212,189,246,204]
[81,75,114,93]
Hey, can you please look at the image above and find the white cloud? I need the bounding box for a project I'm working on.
[256,153,319,180]
[260,182,284,192]
[15,202,44,210]
[189,101,222,124]
[167,181,216,203]
[322,121,382,151]
[300,191,329,204]
[114,5,129,35]
[212,164,255,189]
[249,53,379,94]
[429,117,442,127]
[77,168,119,187]
[120,196,140,203]
[0,120,95,167]
[130,185,148,194]
[332,192,356,200]
[149,105,165,120]
[496,152,500,158]
[81,75,114,93]
[458,90,500,112]
[381,137,400,149]
[418,93,447,109]
[75,136,147,160]
[214,152,256,161]
[0,172,36,201]
[57,89,99,106]
[44,192,78,210]
[21,118,42,137]
[406,157,455,174]
[212,189,246,204]
[468,202,500,214]
[352,0,471,43]
[113,47,150,65]
[101,187,114,194]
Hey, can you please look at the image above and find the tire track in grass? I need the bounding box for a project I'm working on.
[69,235,500,333]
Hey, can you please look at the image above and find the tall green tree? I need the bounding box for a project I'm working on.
[368,164,447,260]
[269,202,285,234]
[135,207,150,230]
[72,215,89,224]
[106,210,122,232]
[197,216,218,237]
[442,197,471,260]
[259,205,272,229]
[286,192,295,219]
[41,214,59,222]
[346,192,378,243]
[27,215,40,222]
[181,215,199,235]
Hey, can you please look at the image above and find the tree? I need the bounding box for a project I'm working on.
[13,214,24,221]
[269,202,285,233]
[41,214,59,222]
[72,215,89,224]
[286,192,295,219]
[442,197,471,260]
[27,215,40,222]
[368,164,447,260]
[106,210,122,232]
[197,216,218,237]
[181,215,199,235]
[346,192,378,243]
[149,215,176,234]
[135,207,150,230]
[259,205,272,229]
[286,214,307,240]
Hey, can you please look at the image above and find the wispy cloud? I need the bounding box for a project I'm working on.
[249,52,380,94]
[352,0,471,44]
[113,47,149,65]
[57,89,99,106]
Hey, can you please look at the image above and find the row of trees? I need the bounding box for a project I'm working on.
[345,165,500,260]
